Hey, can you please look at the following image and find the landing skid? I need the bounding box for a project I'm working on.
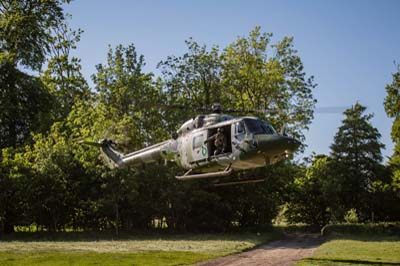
[176,164,232,180]
[213,178,266,187]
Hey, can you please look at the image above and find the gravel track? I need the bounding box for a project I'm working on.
[198,234,324,266]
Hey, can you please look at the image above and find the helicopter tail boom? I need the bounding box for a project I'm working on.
[81,139,170,169]
[118,140,170,167]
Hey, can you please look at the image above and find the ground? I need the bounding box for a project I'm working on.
[0,231,281,266]
[297,234,400,266]
[198,234,323,266]
[1,228,399,266]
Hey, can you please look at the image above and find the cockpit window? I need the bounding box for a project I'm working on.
[244,119,276,135]
[236,122,246,135]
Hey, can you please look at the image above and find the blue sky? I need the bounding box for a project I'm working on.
[64,0,399,160]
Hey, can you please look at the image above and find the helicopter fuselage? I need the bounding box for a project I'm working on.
[95,113,301,179]
[165,116,300,173]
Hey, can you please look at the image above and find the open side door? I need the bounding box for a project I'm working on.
[207,124,232,157]
[189,131,208,163]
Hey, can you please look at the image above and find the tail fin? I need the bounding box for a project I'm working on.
[79,139,124,168]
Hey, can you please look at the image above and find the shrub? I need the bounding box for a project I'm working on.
[321,223,400,236]
[344,209,359,224]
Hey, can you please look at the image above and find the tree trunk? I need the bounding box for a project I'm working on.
[3,220,14,234]
[115,202,119,237]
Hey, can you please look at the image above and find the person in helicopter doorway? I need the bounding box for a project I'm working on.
[204,127,226,155]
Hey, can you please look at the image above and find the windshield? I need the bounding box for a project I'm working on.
[244,119,276,135]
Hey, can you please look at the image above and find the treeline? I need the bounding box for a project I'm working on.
[0,0,399,234]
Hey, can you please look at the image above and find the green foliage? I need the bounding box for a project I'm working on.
[93,44,167,146]
[41,22,90,120]
[159,27,316,141]
[0,0,71,148]
[24,124,78,231]
[221,27,316,140]
[0,148,33,232]
[286,155,332,227]
[0,63,54,148]
[330,103,385,221]
[344,209,359,224]
[0,0,68,70]
[158,38,224,132]
[159,38,222,107]
[2,4,399,236]
[384,65,400,192]
[321,222,400,237]
[286,103,397,227]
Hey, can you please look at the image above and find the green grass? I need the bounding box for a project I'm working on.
[0,231,281,266]
[297,235,400,266]
[0,251,212,266]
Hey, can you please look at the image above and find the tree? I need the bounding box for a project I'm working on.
[159,27,316,142]
[221,27,316,140]
[93,44,166,147]
[0,0,68,70]
[0,65,53,148]
[41,21,90,120]
[158,39,223,107]
[0,148,32,233]
[158,39,224,132]
[330,103,385,221]
[157,27,317,230]
[0,0,69,148]
[0,0,69,233]
[24,125,74,231]
[70,44,168,232]
[286,155,332,227]
[384,65,400,191]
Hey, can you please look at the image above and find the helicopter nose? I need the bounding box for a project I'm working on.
[284,136,301,152]
[254,135,301,156]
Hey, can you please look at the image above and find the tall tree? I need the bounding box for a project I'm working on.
[41,21,90,120]
[0,148,32,233]
[286,155,332,227]
[0,66,53,148]
[0,0,68,70]
[157,39,223,133]
[330,103,385,221]
[159,27,316,141]
[384,65,400,190]
[92,44,165,148]
[222,27,316,140]
[158,39,223,107]
[0,0,69,148]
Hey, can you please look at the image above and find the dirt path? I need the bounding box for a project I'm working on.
[198,234,324,266]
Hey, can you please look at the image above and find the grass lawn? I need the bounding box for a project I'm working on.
[0,231,280,266]
[297,235,400,266]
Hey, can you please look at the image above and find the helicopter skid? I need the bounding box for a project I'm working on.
[176,164,232,180]
[213,178,266,187]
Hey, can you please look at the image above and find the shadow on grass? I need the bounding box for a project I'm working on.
[0,229,284,243]
[324,234,400,243]
[303,258,400,265]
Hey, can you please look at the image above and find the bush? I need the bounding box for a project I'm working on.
[344,208,359,224]
[321,223,400,237]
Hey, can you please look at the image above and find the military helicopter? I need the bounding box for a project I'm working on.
[82,103,301,185]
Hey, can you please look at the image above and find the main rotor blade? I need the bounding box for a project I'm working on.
[224,106,350,114]
[315,106,349,113]
[142,102,350,115]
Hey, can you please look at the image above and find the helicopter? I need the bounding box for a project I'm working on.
[82,104,301,185]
